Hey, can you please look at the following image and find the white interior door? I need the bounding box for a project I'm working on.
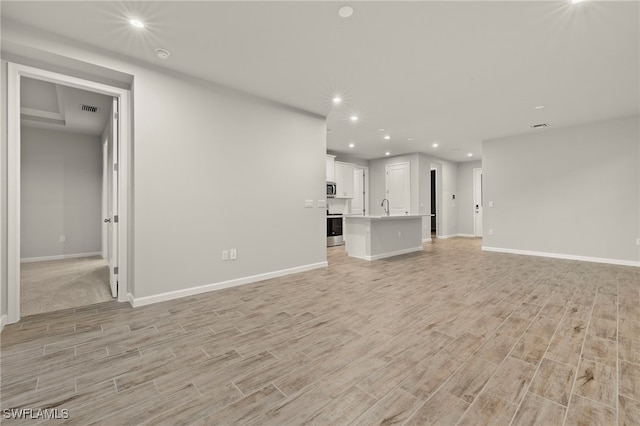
[107,97,119,297]
[474,168,483,237]
[351,168,364,215]
[386,162,411,216]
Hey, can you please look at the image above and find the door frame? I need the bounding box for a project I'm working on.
[352,165,369,216]
[7,62,131,324]
[473,167,483,237]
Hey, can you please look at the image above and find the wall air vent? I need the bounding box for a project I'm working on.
[530,123,549,129]
[81,104,100,113]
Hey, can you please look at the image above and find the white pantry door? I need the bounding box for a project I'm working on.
[385,162,411,216]
[474,168,483,237]
[351,168,364,215]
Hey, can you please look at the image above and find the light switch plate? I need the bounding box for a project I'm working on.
[489,201,494,208]
[317,199,326,208]
[305,200,313,208]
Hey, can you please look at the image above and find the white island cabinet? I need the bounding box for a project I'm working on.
[344,215,426,261]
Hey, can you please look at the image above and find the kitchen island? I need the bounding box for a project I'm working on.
[343,214,427,261]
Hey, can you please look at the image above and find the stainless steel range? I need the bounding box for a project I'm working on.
[327,214,343,247]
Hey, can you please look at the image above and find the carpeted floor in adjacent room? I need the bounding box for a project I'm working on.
[20,256,114,317]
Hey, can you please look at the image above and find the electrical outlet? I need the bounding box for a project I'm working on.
[397,231,402,238]
[636,237,640,246]
[489,229,494,236]
[222,250,229,261]
[59,235,66,243]
[489,201,494,208]
[230,249,237,260]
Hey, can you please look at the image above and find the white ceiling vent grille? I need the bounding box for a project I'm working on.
[530,123,549,129]
[81,104,100,113]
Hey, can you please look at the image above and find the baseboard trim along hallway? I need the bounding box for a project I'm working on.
[129,261,329,307]
[20,252,103,263]
[482,246,640,267]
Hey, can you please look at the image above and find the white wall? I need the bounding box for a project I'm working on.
[132,70,326,298]
[483,116,640,264]
[439,160,459,237]
[1,25,327,307]
[457,160,482,236]
[21,127,103,259]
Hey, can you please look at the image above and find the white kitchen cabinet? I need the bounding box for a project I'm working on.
[334,161,354,198]
[326,155,336,182]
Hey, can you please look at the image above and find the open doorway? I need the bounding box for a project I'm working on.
[7,63,130,324]
[19,78,114,316]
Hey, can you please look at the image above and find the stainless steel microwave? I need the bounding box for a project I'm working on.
[326,182,336,198]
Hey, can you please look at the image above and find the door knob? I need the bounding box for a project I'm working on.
[104,218,111,223]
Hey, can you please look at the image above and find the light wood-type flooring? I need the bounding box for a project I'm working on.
[1,238,639,425]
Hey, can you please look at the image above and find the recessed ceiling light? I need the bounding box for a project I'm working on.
[155,48,170,59]
[534,105,545,110]
[407,138,413,141]
[350,115,358,121]
[467,153,473,157]
[338,5,354,18]
[385,152,390,156]
[432,143,439,148]
[332,97,342,104]
[384,135,391,140]
[129,19,145,28]
[570,0,584,4]
[349,143,355,148]
[378,128,385,131]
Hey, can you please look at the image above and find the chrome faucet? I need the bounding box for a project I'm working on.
[381,198,390,216]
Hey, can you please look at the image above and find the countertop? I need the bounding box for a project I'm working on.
[344,214,430,220]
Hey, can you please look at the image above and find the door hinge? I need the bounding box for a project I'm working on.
[114,215,119,223]
[114,163,118,172]
[116,281,119,291]
[114,266,119,275]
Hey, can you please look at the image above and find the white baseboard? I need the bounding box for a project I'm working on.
[437,234,478,240]
[422,237,432,243]
[129,261,329,307]
[482,246,640,267]
[437,234,457,240]
[350,246,423,262]
[20,252,102,263]
[0,314,7,333]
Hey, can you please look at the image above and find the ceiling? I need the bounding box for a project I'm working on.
[2,1,638,161]
[21,77,112,137]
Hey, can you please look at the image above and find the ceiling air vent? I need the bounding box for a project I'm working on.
[81,104,100,113]
[530,123,549,129]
